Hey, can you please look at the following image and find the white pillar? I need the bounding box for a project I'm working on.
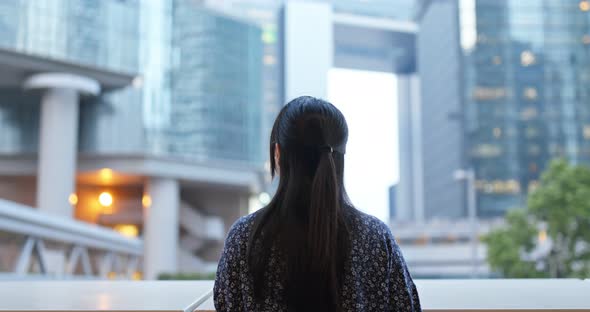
[143,177,179,280]
[23,73,100,217]
[396,74,424,223]
[284,1,333,102]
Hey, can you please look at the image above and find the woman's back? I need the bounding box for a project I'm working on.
[213,96,420,311]
[214,208,420,311]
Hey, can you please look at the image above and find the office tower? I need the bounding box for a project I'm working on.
[417,0,590,218]
[171,1,263,163]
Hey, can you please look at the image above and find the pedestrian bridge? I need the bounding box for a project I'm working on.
[0,279,588,311]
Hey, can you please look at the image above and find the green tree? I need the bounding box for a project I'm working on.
[483,159,590,278]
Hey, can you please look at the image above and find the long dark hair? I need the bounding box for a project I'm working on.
[247,96,352,311]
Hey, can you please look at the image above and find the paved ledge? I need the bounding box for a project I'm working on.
[0,279,588,311]
[0,281,211,312]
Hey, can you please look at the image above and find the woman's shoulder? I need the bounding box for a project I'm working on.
[226,210,262,240]
[348,209,394,238]
[220,211,263,259]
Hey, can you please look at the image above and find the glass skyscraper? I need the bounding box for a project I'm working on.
[418,0,590,218]
[170,1,263,163]
[0,0,139,73]
[0,0,264,166]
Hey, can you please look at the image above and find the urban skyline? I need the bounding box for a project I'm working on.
[416,0,590,219]
[2,0,589,281]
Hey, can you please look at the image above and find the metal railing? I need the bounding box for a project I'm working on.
[0,199,142,279]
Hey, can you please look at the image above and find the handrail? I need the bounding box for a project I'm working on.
[0,198,142,255]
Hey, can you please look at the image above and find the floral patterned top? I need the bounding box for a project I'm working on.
[214,209,421,312]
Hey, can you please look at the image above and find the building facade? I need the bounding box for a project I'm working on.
[417,0,590,218]
[416,0,466,220]
[171,1,263,163]
[0,0,265,279]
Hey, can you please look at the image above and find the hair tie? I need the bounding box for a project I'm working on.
[319,145,334,154]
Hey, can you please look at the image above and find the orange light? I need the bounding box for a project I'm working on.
[107,271,117,280]
[98,192,113,207]
[132,271,143,280]
[68,193,78,205]
[142,194,152,208]
[538,230,547,243]
[580,1,590,11]
[99,168,113,183]
[114,224,139,238]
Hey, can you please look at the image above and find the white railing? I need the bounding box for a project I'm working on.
[0,279,589,311]
[196,279,590,311]
[0,199,142,279]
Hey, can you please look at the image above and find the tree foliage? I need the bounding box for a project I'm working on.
[483,159,590,278]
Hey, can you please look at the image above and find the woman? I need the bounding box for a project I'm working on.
[214,96,420,312]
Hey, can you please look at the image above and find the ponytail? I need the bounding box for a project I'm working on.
[308,149,342,307]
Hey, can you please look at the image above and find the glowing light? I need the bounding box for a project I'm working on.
[114,224,139,238]
[261,26,277,44]
[520,50,536,66]
[580,1,590,11]
[98,192,113,207]
[538,229,547,243]
[68,193,78,205]
[476,179,521,194]
[132,76,143,88]
[107,271,117,280]
[258,192,271,205]
[132,271,142,280]
[142,194,152,208]
[99,168,114,183]
[523,87,538,100]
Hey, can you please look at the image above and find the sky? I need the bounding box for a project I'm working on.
[327,68,399,223]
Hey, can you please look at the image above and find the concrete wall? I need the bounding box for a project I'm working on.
[0,176,36,207]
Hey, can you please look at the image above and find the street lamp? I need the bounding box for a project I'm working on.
[454,168,478,278]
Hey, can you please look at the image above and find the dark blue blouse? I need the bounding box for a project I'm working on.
[214,209,421,311]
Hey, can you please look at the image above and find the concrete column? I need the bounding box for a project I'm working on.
[396,74,424,223]
[143,177,179,280]
[284,1,333,102]
[23,73,100,217]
